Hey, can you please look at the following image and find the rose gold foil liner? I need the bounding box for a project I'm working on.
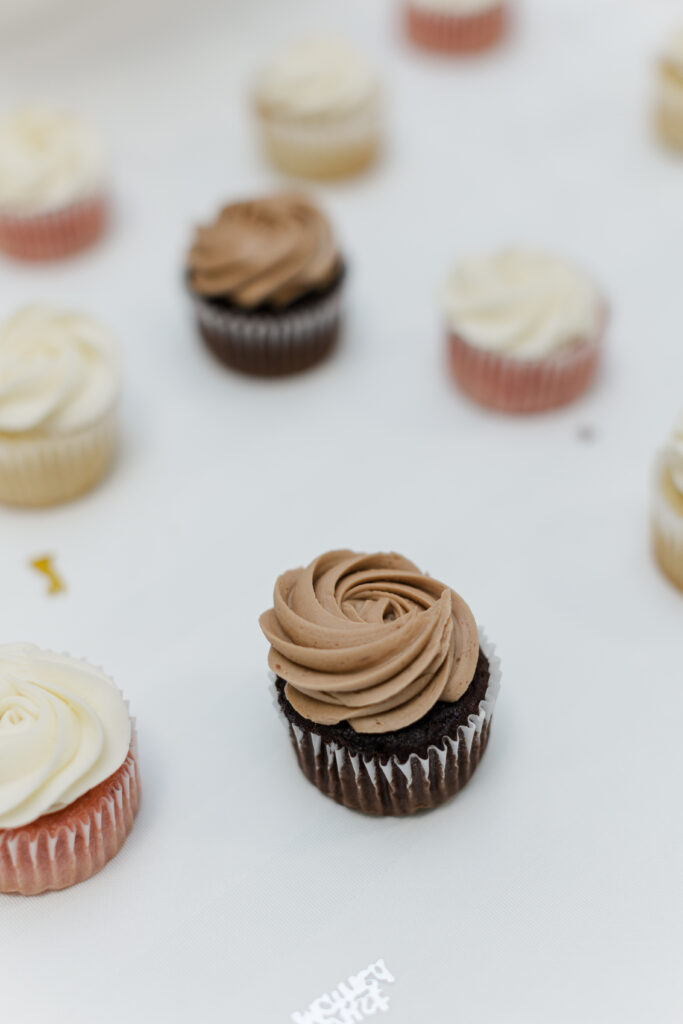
[405,3,508,54]
[0,193,108,262]
[0,744,140,896]
[449,330,602,413]
[651,457,683,592]
[192,280,344,376]
[0,407,118,507]
[280,629,501,816]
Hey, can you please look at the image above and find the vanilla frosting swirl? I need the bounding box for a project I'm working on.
[188,194,341,308]
[0,106,105,215]
[0,644,131,830]
[260,550,480,734]
[0,305,121,437]
[441,250,604,361]
[255,37,379,122]
[663,413,683,496]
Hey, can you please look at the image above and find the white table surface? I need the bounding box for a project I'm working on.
[1,1,682,1021]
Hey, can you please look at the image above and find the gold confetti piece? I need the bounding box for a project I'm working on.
[30,555,65,595]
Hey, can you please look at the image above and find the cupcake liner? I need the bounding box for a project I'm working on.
[278,628,500,816]
[448,330,601,413]
[0,407,118,507]
[0,744,140,895]
[193,279,344,376]
[0,192,108,262]
[652,458,683,591]
[257,104,380,179]
[405,3,508,54]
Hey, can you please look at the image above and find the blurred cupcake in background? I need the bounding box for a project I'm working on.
[405,0,509,55]
[253,37,381,179]
[652,413,683,592]
[442,249,606,413]
[656,28,683,151]
[0,105,108,261]
[187,192,346,376]
[0,305,122,506]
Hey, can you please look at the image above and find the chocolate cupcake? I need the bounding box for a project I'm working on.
[187,193,345,376]
[259,550,500,816]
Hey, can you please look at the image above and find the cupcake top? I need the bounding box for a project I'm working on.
[662,413,683,497]
[660,28,683,79]
[0,106,105,215]
[254,37,379,122]
[187,193,342,309]
[260,550,480,734]
[0,644,131,829]
[411,0,502,12]
[0,305,122,437]
[441,249,603,361]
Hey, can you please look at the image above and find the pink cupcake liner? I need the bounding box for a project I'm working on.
[405,3,508,54]
[0,745,140,895]
[0,193,108,262]
[448,330,602,413]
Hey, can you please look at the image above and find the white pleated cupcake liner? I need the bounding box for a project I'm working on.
[0,407,118,507]
[651,458,683,590]
[0,192,108,261]
[0,744,140,896]
[277,627,501,816]
[257,101,381,178]
[193,284,344,375]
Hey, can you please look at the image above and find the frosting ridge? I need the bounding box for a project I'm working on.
[664,413,683,495]
[0,644,131,829]
[441,249,603,361]
[0,306,121,436]
[188,194,341,308]
[260,550,479,733]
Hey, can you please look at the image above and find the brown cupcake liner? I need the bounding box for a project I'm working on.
[0,192,108,261]
[281,629,500,816]
[405,3,508,54]
[0,744,140,896]
[193,281,344,376]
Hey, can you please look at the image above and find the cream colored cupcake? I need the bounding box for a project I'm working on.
[652,413,683,592]
[253,37,381,179]
[655,29,683,150]
[0,305,121,506]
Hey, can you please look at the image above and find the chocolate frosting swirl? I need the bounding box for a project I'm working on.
[259,550,480,734]
[187,193,341,308]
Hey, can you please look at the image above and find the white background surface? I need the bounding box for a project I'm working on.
[1,0,682,1020]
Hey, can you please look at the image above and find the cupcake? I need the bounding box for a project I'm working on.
[656,29,683,151]
[260,550,500,816]
[0,644,140,895]
[0,106,108,261]
[443,249,606,413]
[253,37,381,179]
[652,413,683,592]
[405,0,508,55]
[0,305,122,506]
[187,193,345,376]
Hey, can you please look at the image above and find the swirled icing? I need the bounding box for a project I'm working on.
[441,250,603,361]
[260,550,480,733]
[0,106,105,215]
[255,37,379,121]
[0,644,131,830]
[0,306,121,436]
[188,194,341,308]
[663,413,683,496]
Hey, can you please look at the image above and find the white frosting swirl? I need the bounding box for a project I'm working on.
[0,645,131,830]
[255,37,379,121]
[663,413,683,496]
[0,306,121,436]
[441,250,603,361]
[659,30,683,119]
[0,106,105,215]
[411,0,501,13]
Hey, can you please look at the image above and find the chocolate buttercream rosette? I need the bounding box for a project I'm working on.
[187,194,345,376]
[260,551,500,816]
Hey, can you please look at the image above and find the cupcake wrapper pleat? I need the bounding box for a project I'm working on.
[0,408,118,507]
[283,629,501,816]
[0,746,140,896]
[194,283,343,376]
[405,4,508,54]
[651,459,683,591]
[257,105,380,179]
[0,193,108,261]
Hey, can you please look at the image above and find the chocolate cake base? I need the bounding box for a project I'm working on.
[276,650,496,816]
